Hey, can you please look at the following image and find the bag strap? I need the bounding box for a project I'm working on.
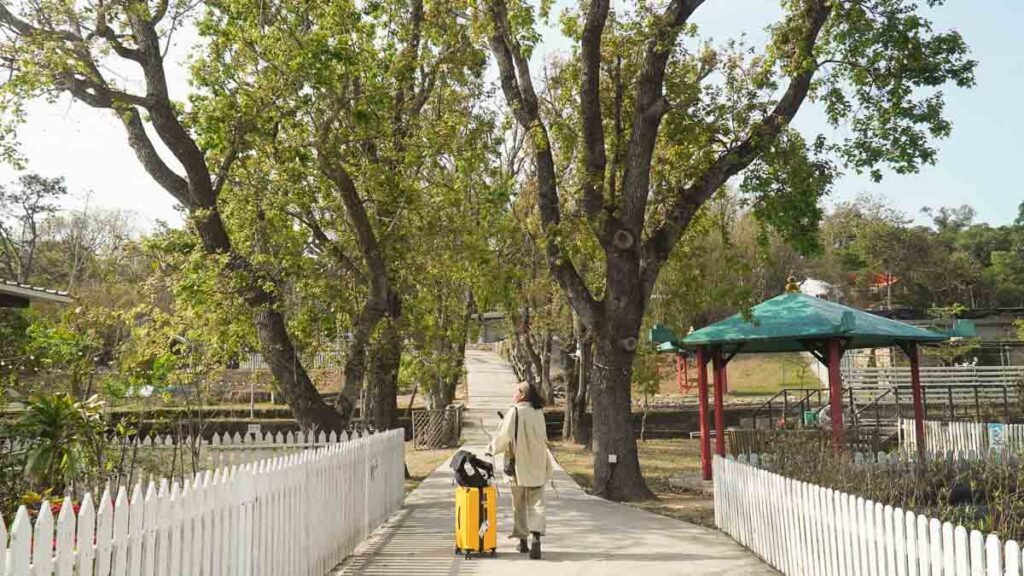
[512,407,519,455]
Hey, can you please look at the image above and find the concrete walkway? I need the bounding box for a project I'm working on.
[336,350,775,575]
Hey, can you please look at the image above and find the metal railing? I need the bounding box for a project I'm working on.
[751,388,826,429]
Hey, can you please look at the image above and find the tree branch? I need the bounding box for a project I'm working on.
[620,0,705,232]
[119,107,191,206]
[641,0,832,298]
[486,0,601,329]
[579,0,610,233]
[287,207,365,282]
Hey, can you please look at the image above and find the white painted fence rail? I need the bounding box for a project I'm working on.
[3,429,356,470]
[714,455,1024,576]
[0,429,404,576]
[899,418,1024,457]
[135,429,353,469]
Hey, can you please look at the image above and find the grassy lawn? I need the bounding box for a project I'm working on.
[550,438,715,528]
[646,352,822,400]
[404,441,453,493]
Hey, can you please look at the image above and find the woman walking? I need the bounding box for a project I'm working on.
[487,381,552,559]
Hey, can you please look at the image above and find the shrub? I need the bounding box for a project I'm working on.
[758,432,1024,541]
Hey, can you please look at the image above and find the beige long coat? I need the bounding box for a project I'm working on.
[487,402,553,488]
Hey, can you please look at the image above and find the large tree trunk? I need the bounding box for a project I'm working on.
[338,300,381,424]
[368,317,402,430]
[590,334,652,500]
[589,249,653,500]
[254,303,342,432]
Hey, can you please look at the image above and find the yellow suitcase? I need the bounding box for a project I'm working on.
[455,485,497,558]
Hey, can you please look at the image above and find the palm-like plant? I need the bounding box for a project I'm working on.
[18,393,105,492]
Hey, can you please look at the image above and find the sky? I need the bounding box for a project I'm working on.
[2,0,1021,230]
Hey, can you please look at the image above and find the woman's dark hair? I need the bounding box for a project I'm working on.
[523,384,545,409]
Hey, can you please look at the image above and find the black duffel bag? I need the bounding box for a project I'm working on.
[450,449,494,488]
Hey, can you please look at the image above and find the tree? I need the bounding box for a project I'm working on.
[482,0,974,499]
[0,173,66,283]
[0,2,340,431]
[193,0,493,428]
[922,205,976,236]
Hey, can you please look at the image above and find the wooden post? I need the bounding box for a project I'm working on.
[696,347,712,481]
[907,341,927,459]
[827,339,845,452]
[712,347,726,457]
[683,356,689,391]
[676,353,684,394]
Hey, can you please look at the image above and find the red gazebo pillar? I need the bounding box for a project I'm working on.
[907,341,927,459]
[712,347,726,457]
[827,339,845,452]
[696,347,712,481]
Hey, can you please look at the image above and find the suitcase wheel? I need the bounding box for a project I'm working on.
[454,547,460,556]
[490,549,497,558]
[464,550,472,560]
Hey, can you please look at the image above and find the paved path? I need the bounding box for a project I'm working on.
[337,350,775,575]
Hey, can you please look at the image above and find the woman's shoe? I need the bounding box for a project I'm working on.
[529,533,541,559]
[518,539,529,553]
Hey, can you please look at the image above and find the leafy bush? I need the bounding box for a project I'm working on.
[759,432,1024,541]
[17,393,107,493]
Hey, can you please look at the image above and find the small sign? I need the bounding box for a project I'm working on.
[989,423,1007,452]
[247,424,262,436]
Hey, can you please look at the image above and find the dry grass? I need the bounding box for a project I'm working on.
[550,438,715,527]
[403,441,452,493]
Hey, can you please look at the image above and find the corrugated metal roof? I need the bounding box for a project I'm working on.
[0,278,74,304]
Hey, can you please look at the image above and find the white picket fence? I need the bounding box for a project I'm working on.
[715,455,1024,575]
[133,429,355,469]
[0,429,405,576]
[899,418,1024,457]
[3,429,359,472]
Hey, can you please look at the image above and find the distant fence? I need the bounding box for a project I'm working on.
[843,366,1024,405]
[899,418,1024,457]
[240,352,343,371]
[844,365,1024,388]
[411,406,464,450]
[715,455,1023,576]
[0,429,404,576]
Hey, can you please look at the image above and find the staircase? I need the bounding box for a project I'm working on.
[749,386,903,452]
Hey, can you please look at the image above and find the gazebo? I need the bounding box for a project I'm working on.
[677,288,948,480]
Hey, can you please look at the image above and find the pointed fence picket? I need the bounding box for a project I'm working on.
[0,429,404,576]
[716,455,1024,575]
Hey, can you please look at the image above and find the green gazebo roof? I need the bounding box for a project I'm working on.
[680,292,948,353]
